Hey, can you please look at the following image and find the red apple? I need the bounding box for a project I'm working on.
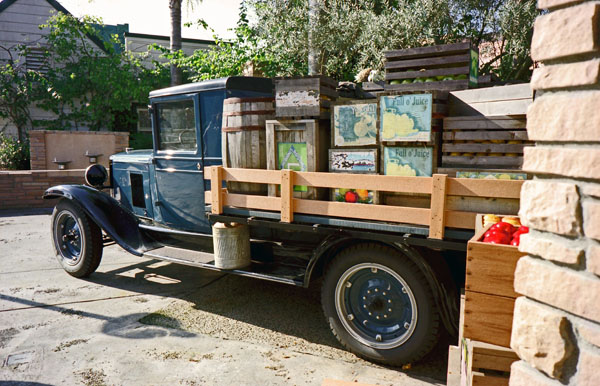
[345,191,358,203]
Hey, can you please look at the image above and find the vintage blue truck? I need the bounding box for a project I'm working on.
[43,76,517,366]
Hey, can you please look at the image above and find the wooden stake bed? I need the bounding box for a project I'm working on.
[205,166,523,240]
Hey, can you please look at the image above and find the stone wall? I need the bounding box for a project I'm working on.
[510,1,600,385]
[0,170,85,210]
[29,130,129,170]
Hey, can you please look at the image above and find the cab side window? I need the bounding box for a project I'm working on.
[156,99,197,152]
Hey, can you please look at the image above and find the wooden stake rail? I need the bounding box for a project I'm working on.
[206,166,523,240]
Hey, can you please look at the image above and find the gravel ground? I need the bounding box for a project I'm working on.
[0,210,449,385]
[138,273,451,382]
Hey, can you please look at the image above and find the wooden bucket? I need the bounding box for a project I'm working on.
[222,97,274,195]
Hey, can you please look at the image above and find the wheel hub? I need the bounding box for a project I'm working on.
[55,211,83,265]
[335,263,418,350]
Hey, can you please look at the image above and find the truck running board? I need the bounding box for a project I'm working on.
[142,246,304,287]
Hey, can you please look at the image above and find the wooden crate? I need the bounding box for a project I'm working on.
[458,338,520,386]
[384,41,478,92]
[329,148,379,205]
[266,119,329,200]
[441,115,533,170]
[448,83,533,117]
[275,76,338,119]
[463,224,525,347]
[331,100,378,148]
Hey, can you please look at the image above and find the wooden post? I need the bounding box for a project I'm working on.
[211,166,223,214]
[429,174,448,239]
[280,169,294,223]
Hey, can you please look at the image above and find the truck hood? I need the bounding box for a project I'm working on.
[110,149,154,164]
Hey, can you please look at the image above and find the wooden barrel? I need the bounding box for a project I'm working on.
[222,97,274,195]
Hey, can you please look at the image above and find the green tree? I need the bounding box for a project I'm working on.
[0,44,38,142]
[178,0,537,82]
[36,13,169,131]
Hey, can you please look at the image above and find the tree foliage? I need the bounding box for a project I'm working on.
[34,13,169,131]
[179,0,537,82]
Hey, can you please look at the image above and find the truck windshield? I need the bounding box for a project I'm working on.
[156,99,197,152]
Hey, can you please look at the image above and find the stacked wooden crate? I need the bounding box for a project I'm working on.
[384,41,478,92]
[328,100,379,204]
[440,84,534,177]
[377,90,448,205]
[447,224,525,386]
[267,76,338,200]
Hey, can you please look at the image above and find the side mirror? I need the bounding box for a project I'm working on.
[85,164,108,188]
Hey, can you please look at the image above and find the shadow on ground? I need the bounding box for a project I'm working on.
[80,258,449,383]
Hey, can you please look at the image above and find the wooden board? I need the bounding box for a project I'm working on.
[385,41,472,60]
[442,155,522,167]
[472,373,509,386]
[443,116,526,130]
[463,291,515,347]
[466,238,525,299]
[447,345,461,386]
[442,143,526,153]
[449,84,532,117]
[443,130,528,141]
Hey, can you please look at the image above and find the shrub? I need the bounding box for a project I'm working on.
[0,133,30,170]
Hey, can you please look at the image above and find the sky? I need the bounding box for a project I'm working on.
[57,0,242,41]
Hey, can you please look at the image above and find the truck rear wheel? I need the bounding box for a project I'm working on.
[321,243,439,366]
[51,199,103,278]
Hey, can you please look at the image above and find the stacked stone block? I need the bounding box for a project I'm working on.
[510,1,600,385]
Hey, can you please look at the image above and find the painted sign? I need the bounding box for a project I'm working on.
[456,171,526,180]
[277,142,308,192]
[329,149,377,173]
[333,103,377,146]
[379,94,432,142]
[383,146,433,177]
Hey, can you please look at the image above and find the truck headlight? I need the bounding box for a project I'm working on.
[85,164,108,188]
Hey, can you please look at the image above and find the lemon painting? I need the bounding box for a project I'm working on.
[380,94,432,142]
[333,103,377,146]
[384,146,433,177]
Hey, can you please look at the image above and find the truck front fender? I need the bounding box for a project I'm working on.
[44,185,157,256]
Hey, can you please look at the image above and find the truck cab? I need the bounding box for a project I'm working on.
[110,77,273,233]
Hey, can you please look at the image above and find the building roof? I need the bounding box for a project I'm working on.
[149,77,273,98]
[0,0,107,52]
[125,32,215,46]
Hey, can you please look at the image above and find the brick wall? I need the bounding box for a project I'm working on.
[510,1,600,385]
[0,170,85,210]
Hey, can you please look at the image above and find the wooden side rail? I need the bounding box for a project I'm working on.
[205,166,523,240]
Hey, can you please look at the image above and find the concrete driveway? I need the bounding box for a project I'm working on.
[0,209,447,385]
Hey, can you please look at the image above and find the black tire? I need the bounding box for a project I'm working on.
[51,198,103,278]
[321,243,439,366]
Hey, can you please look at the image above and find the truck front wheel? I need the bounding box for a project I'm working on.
[51,199,103,278]
[321,243,439,366]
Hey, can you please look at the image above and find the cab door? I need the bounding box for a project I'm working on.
[150,94,209,233]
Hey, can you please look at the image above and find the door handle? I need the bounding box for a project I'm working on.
[197,162,202,171]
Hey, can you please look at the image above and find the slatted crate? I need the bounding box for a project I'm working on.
[266,119,329,200]
[384,41,478,92]
[441,115,533,170]
[274,76,338,120]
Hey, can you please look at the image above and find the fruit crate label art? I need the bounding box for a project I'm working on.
[384,146,433,176]
[456,171,526,180]
[333,188,374,204]
[277,142,308,192]
[329,149,377,173]
[333,103,377,146]
[380,94,432,142]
